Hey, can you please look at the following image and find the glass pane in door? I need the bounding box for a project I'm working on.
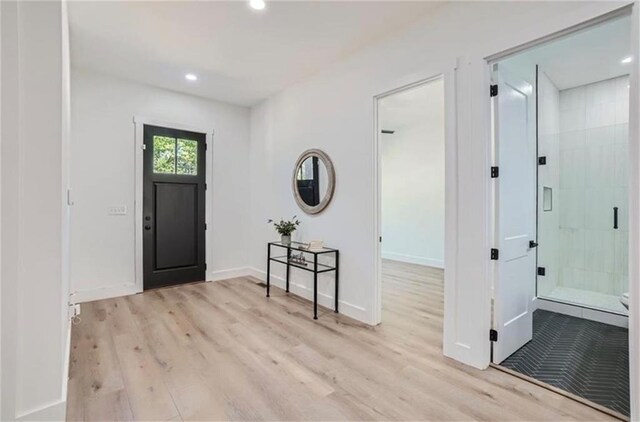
[537,75,628,314]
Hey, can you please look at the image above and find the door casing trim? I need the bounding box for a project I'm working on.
[133,116,214,293]
[372,66,457,330]
[485,4,638,418]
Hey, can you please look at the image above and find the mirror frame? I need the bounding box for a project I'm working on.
[292,149,336,215]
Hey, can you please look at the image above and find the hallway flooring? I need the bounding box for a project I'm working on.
[66,260,616,420]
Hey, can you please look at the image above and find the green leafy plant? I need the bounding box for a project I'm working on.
[153,136,198,175]
[268,216,300,236]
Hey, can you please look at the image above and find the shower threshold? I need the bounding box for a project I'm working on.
[540,286,628,316]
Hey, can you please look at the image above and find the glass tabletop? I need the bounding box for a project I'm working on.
[269,240,337,253]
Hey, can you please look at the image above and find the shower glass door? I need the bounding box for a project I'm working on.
[537,75,629,315]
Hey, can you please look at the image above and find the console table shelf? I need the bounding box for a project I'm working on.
[266,241,339,319]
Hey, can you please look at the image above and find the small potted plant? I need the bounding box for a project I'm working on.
[268,216,300,244]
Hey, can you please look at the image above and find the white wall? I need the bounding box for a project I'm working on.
[248,1,629,370]
[1,0,71,419]
[380,79,445,268]
[69,70,251,302]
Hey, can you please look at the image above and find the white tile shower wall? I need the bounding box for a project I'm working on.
[557,75,629,299]
[537,70,560,297]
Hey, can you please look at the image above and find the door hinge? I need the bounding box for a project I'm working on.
[537,267,546,276]
[379,236,382,243]
[538,156,547,165]
[490,329,498,342]
[491,166,499,178]
[205,143,208,151]
[490,84,498,97]
[205,263,207,270]
[491,248,499,260]
[205,223,208,230]
[142,144,147,151]
[205,183,208,190]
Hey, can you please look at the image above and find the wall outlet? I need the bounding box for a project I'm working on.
[107,205,127,215]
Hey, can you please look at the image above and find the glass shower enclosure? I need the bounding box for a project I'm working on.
[536,72,629,315]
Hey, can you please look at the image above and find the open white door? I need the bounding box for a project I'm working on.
[492,67,536,364]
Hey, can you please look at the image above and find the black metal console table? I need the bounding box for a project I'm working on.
[266,241,339,319]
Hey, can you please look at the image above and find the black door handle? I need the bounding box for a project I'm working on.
[145,225,151,230]
[614,207,618,229]
[529,240,538,248]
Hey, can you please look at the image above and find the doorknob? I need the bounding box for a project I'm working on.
[145,225,151,230]
[529,240,538,248]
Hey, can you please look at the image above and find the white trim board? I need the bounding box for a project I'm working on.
[209,267,252,282]
[67,269,252,304]
[535,298,629,329]
[132,116,215,292]
[627,4,639,419]
[247,267,369,323]
[69,284,139,304]
[381,253,444,269]
[15,399,66,421]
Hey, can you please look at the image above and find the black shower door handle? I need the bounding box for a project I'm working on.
[614,207,619,229]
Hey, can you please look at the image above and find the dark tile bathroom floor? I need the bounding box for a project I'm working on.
[501,309,629,416]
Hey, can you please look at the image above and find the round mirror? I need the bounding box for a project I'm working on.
[293,149,335,215]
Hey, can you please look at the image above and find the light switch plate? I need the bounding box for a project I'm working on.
[107,205,127,215]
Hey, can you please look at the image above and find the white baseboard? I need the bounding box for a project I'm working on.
[381,252,444,268]
[68,267,371,325]
[536,298,629,328]
[69,266,255,304]
[208,267,251,282]
[16,399,67,421]
[247,267,370,324]
[69,284,140,304]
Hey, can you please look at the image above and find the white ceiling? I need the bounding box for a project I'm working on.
[68,1,445,107]
[503,15,631,90]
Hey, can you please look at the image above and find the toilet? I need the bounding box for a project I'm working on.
[621,292,629,310]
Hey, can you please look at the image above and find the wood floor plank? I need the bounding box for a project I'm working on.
[111,332,180,421]
[83,389,134,422]
[67,259,617,421]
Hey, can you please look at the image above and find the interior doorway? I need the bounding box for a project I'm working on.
[143,124,207,289]
[490,12,631,417]
[376,77,446,323]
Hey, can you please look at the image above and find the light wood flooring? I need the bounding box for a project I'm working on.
[66,260,616,421]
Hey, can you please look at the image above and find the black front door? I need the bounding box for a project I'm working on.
[143,124,206,289]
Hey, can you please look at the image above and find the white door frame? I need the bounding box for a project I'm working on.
[372,64,457,327]
[132,116,214,293]
[485,4,639,419]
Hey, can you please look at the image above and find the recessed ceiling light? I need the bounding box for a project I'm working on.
[185,73,198,81]
[249,0,266,10]
[621,56,632,64]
